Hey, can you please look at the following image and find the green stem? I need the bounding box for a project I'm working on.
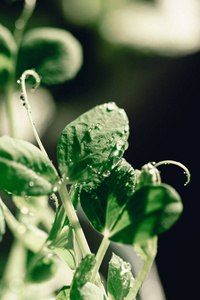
[5,80,16,137]
[5,0,36,137]
[20,69,48,156]
[125,237,158,300]
[13,0,37,49]
[125,255,155,300]
[90,236,110,284]
[155,160,191,186]
[3,239,27,283]
[58,183,107,295]
[58,183,91,256]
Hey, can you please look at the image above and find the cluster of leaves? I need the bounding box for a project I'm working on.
[0,102,183,299]
[0,17,83,88]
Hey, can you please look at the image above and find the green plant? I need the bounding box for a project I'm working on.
[0,1,190,299]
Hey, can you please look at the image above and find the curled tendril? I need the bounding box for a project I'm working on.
[154,160,191,186]
[19,69,47,157]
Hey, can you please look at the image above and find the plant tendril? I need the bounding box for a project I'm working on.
[20,69,47,157]
[154,160,191,186]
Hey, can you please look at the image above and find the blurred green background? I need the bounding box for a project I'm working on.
[0,0,199,299]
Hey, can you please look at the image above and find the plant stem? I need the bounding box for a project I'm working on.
[3,239,27,283]
[125,255,155,300]
[125,237,158,300]
[90,236,110,284]
[58,183,107,295]
[5,0,36,137]
[13,0,37,49]
[58,183,91,257]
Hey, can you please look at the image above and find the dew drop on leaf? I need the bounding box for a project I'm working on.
[102,170,111,178]
[106,102,115,112]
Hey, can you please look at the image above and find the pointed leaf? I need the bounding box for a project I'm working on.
[57,102,129,184]
[17,27,83,85]
[70,254,95,299]
[49,225,76,269]
[107,253,134,300]
[0,136,59,196]
[80,159,136,233]
[56,286,70,300]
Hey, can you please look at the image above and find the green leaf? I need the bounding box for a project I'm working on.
[80,158,183,244]
[48,225,76,269]
[134,236,158,262]
[0,198,6,241]
[0,24,16,57]
[26,255,58,283]
[48,184,80,241]
[135,162,161,190]
[17,27,83,85]
[57,102,129,184]
[0,197,47,252]
[0,136,59,196]
[107,253,134,300]
[110,184,183,244]
[76,282,106,300]
[80,159,136,233]
[56,286,70,300]
[0,24,16,86]
[70,254,95,299]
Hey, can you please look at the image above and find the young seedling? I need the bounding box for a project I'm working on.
[0,1,191,299]
[0,69,190,299]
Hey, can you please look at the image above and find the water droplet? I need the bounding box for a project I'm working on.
[20,207,29,214]
[106,102,115,112]
[17,79,21,84]
[53,187,58,192]
[29,181,34,187]
[66,177,69,181]
[103,170,111,178]
[17,225,26,235]
[15,19,25,29]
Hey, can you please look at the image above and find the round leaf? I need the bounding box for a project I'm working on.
[17,27,83,85]
[0,136,59,196]
[0,24,16,86]
[110,184,183,244]
[80,159,136,233]
[57,102,129,184]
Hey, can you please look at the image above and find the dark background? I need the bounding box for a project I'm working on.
[0,1,199,299]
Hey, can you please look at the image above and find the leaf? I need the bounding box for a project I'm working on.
[110,184,183,244]
[57,102,129,184]
[80,159,183,244]
[17,27,83,85]
[135,162,161,190]
[134,236,158,262]
[80,159,136,233]
[26,255,58,283]
[107,253,134,300]
[0,198,6,241]
[70,254,95,299]
[0,136,59,196]
[76,282,106,300]
[56,286,70,300]
[0,24,16,86]
[48,184,80,241]
[0,197,47,252]
[0,24,16,57]
[48,225,76,269]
